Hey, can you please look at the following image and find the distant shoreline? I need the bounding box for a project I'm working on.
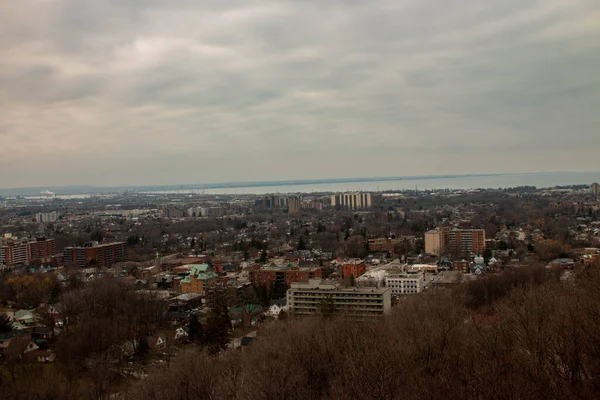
[0,171,598,196]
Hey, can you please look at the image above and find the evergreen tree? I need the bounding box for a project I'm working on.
[297,236,306,251]
[136,335,149,361]
[200,307,231,354]
[0,313,12,333]
[188,314,201,342]
[259,249,268,263]
[319,294,336,318]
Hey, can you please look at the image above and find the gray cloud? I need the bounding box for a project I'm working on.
[1,0,599,187]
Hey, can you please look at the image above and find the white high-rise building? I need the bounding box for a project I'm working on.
[36,211,58,223]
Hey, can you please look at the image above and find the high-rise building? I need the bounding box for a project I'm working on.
[0,240,28,265]
[63,242,127,268]
[331,192,372,210]
[36,212,58,223]
[425,230,443,255]
[446,229,485,256]
[27,238,56,261]
[592,182,600,198]
[0,237,56,265]
[287,278,391,317]
[288,196,302,214]
[424,228,486,257]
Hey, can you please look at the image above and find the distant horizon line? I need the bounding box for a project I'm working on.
[1,170,598,194]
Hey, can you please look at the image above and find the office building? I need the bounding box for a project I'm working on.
[63,242,127,268]
[331,192,372,210]
[287,278,391,317]
[249,265,322,289]
[385,271,424,295]
[36,212,58,223]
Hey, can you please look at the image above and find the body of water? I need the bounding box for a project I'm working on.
[3,171,598,198]
[142,171,600,195]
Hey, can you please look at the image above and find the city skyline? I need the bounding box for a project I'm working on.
[1,0,599,188]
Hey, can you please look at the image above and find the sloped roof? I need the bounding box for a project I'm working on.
[181,264,219,283]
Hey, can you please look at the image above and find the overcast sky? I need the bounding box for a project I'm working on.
[1,0,599,188]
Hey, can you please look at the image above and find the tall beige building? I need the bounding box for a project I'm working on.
[592,182,600,198]
[425,230,443,255]
[288,197,302,214]
[331,192,372,210]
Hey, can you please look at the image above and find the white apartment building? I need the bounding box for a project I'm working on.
[36,211,58,223]
[287,278,391,317]
[385,271,424,295]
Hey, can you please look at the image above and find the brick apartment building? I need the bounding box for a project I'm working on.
[425,228,486,257]
[249,265,322,289]
[63,242,127,268]
[0,237,56,266]
[368,237,415,253]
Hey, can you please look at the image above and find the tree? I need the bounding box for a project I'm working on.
[259,249,268,264]
[127,235,140,246]
[90,229,103,242]
[136,335,150,361]
[0,312,12,333]
[200,307,231,354]
[297,236,306,251]
[319,294,336,318]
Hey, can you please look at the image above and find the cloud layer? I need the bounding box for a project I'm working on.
[1,0,599,187]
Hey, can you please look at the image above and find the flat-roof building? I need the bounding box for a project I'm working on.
[63,242,127,268]
[385,271,424,295]
[287,278,391,317]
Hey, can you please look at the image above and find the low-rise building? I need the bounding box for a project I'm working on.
[287,278,391,317]
[180,264,219,294]
[342,259,366,279]
[385,271,424,295]
[249,265,322,289]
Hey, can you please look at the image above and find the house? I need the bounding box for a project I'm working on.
[147,335,167,350]
[0,332,32,360]
[35,349,56,363]
[174,327,188,341]
[13,309,40,326]
[32,326,54,344]
[265,299,288,318]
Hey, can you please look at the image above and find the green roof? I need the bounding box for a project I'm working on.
[181,264,218,283]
